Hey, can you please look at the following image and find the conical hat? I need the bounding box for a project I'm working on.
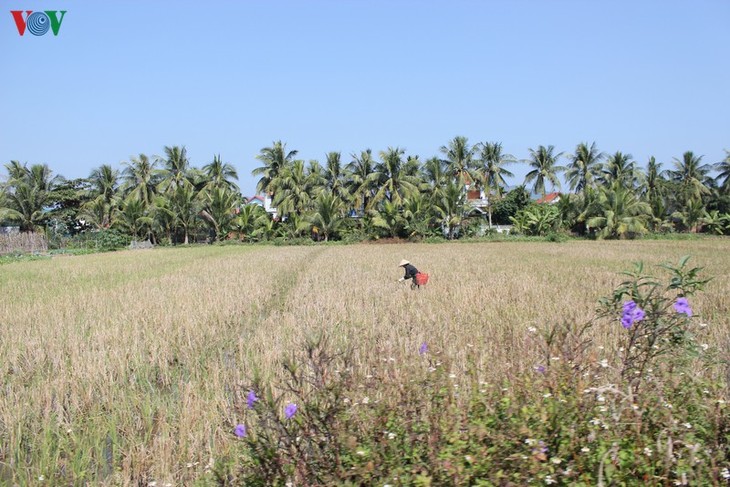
[399,259,410,267]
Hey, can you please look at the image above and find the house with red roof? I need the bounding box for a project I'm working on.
[535,192,561,205]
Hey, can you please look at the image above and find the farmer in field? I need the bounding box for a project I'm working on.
[398,259,422,289]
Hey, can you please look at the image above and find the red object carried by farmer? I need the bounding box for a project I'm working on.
[398,259,428,289]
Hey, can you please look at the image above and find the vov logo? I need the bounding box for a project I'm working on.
[11,10,67,36]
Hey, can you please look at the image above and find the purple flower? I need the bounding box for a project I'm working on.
[621,300,645,329]
[674,298,692,317]
[234,424,246,438]
[534,365,546,374]
[247,390,259,409]
[419,342,428,355]
[284,403,298,419]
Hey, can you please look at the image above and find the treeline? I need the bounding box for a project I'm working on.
[1,138,729,246]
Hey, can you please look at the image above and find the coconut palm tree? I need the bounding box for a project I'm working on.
[440,136,476,185]
[475,142,516,228]
[114,196,153,239]
[202,154,239,193]
[581,184,652,239]
[306,191,346,242]
[433,180,468,239]
[668,151,713,202]
[346,149,379,214]
[475,142,515,195]
[273,160,316,217]
[716,150,730,194]
[598,152,638,188]
[1,162,61,232]
[402,192,433,238]
[369,199,403,238]
[157,145,192,194]
[324,152,349,201]
[169,184,200,244]
[88,164,119,203]
[372,147,419,208]
[565,142,604,194]
[122,154,158,206]
[252,141,298,196]
[233,203,266,241]
[641,156,668,230]
[200,187,238,241]
[524,145,565,198]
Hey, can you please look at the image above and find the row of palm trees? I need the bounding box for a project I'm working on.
[1,138,729,245]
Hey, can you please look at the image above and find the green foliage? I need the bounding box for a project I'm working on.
[509,204,560,236]
[220,257,727,485]
[596,256,711,392]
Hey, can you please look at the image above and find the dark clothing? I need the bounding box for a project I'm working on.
[402,263,419,281]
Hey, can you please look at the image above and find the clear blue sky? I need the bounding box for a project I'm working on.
[2,0,728,196]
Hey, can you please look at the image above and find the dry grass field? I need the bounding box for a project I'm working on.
[1,239,728,484]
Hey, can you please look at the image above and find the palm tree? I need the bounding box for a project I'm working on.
[273,160,316,217]
[233,204,266,241]
[668,151,713,202]
[402,192,433,238]
[1,162,61,232]
[306,191,346,242]
[86,164,120,229]
[422,156,448,192]
[581,185,652,239]
[370,199,403,238]
[169,184,200,244]
[200,187,238,241]
[346,149,379,214]
[433,180,468,239]
[88,164,119,203]
[641,157,668,230]
[372,147,419,208]
[252,141,298,196]
[440,136,475,185]
[716,150,730,193]
[565,142,604,194]
[324,152,349,201]
[475,142,516,228]
[524,145,565,198]
[598,152,637,188]
[114,196,153,239]
[157,145,192,193]
[122,154,158,206]
[203,154,239,193]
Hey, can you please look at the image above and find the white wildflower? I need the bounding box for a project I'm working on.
[720,467,730,479]
[528,326,537,333]
[356,450,366,456]
[699,322,708,328]
[683,422,692,429]
[545,474,557,485]
[551,457,562,464]
[362,397,370,404]
[388,432,396,440]
[701,343,709,351]
[581,447,590,453]
[643,447,653,457]
[599,359,609,368]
